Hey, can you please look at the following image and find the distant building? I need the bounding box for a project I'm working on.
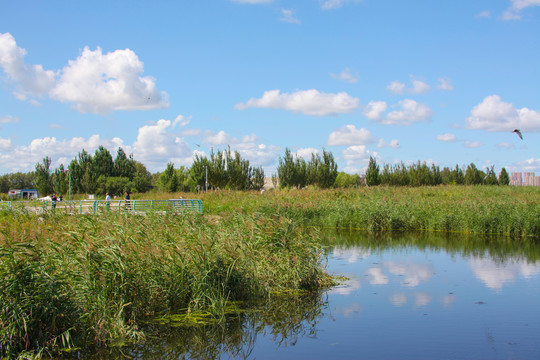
[510,172,522,186]
[510,172,540,186]
[524,172,535,186]
[8,189,39,199]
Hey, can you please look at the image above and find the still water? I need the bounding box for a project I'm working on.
[91,232,540,359]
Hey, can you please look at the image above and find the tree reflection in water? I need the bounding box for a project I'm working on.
[73,291,327,359]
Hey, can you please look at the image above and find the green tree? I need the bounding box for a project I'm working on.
[160,162,178,192]
[209,149,227,189]
[92,146,114,179]
[318,149,338,188]
[365,156,380,186]
[225,148,251,190]
[132,161,151,193]
[251,166,265,191]
[465,163,482,185]
[334,172,361,188]
[498,167,510,185]
[190,154,209,191]
[34,157,53,196]
[277,148,296,188]
[114,147,136,179]
[52,164,68,196]
[306,153,321,186]
[0,172,34,193]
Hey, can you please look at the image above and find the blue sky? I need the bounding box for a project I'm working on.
[0,0,539,176]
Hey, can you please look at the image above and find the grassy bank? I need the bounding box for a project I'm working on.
[154,186,539,237]
[0,211,330,358]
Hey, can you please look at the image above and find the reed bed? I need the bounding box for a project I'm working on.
[176,186,539,237]
[0,211,329,358]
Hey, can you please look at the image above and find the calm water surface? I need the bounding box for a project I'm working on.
[90,232,540,359]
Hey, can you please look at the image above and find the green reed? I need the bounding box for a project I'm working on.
[189,186,539,237]
[0,211,330,358]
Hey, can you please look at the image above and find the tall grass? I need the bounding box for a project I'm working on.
[0,211,330,358]
[163,186,539,237]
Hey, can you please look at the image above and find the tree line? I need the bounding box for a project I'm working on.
[1,147,513,198]
[364,157,510,187]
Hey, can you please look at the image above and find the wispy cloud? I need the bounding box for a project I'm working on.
[279,8,301,24]
[437,133,457,142]
[231,0,273,4]
[437,77,454,91]
[331,68,359,83]
[0,115,19,124]
[502,0,540,20]
[320,0,359,10]
[475,10,491,18]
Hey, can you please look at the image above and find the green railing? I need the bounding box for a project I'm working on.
[0,199,203,215]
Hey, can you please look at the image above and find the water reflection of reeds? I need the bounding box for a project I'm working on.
[321,229,540,263]
[77,292,327,360]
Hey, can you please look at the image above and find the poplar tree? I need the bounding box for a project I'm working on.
[365,156,380,186]
[34,157,53,196]
[498,168,510,185]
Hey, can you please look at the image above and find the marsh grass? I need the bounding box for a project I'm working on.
[181,186,539,237]
[0,211,330,358]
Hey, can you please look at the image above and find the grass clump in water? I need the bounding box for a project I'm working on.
[0,211,330,358]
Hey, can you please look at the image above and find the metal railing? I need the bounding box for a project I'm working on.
[0,199,203,215]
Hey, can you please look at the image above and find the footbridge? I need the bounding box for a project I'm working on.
[0,199,203,215]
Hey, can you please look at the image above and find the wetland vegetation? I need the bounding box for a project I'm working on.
[1,184,538,358]
[0,210,331,358]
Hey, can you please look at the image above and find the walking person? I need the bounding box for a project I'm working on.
[51,193,57,210]
[105,192,111,211]
[124,191,131,211]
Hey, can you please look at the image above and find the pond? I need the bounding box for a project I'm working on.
[81,231,540,359]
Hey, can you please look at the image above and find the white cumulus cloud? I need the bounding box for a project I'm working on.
[294,147,319,160]
[363,101,387,121]
[383,99,433,125]
[0,138,12,151]
[0,32,56,96]
[132,119,191,170]
[516,157,540,172]
[202,130,280,166]
[387,80,405,94]
[342,145,376,168]
[327,125,373,146]
[51,46,169,114]
[409,78,430,94]
[465,95,540,132]
[0,134,121,172]
[0,33,169,114]
[234,89,360,116]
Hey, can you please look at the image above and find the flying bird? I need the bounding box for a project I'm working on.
[512,129,523,140]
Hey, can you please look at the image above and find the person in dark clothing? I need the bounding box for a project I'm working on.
[124,191,131,210]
